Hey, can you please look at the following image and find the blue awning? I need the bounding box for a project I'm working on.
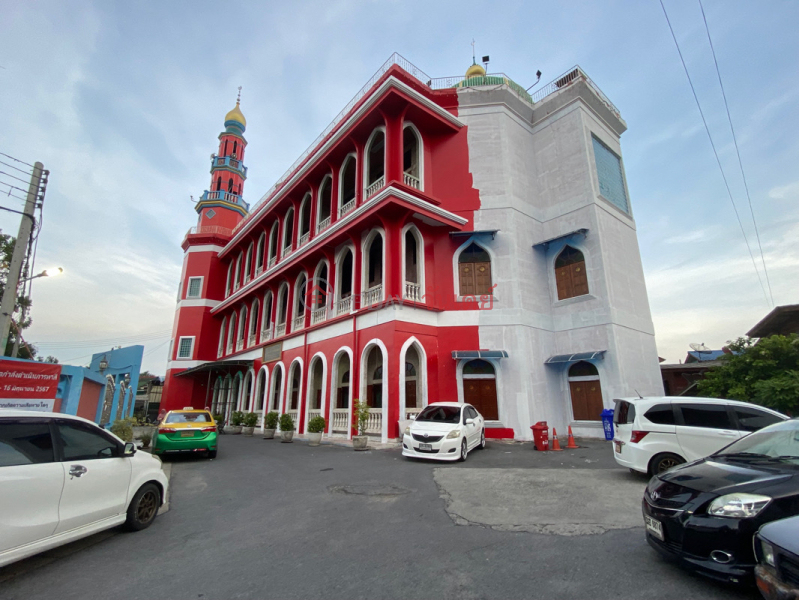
[449,230,499,240]
[533,228,588,249]
[452,350,509,360]
[545,350,605,364]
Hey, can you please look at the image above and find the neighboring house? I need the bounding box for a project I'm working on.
[161,54,663,441]
[661,349,730,396]
[685,350,726,363]
[747,304,799,338]
[134,376,163,422]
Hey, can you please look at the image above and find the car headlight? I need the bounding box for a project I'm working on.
[708,493,771,518]
[760,539,776,567]
[446,429,461,439]
[404,426,411,436]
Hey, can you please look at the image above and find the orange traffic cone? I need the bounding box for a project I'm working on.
[550,428,563,451]
[566,426,579,449]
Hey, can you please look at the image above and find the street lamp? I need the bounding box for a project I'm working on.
[19,267,63,283]
[9,267,65,358]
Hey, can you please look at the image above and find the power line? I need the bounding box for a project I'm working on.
[658,0,770,307]
[0,180,29,195]
[0,152,35,169]
[698,0,773,307]
[0,160,33,176]
[35,330,173,348]
[0,170,32,185]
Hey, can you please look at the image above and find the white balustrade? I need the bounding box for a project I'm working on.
[275,322,286,337]
[363,284,382,306]
[261,326,273,342]
[268,256,277,269]
[283,245,292,258]
[217,346,223,358]
[311,307,327,325]
[292,315,305,331]
[255,265,264,277]
[366,408,382,435]
[364,176,384,199]
[405,407,422,420]
[308,409,322,426]
[332,409,349,432]
[236,339,244,351]
[403,172,420,189]
[298,231,310,247]
[338,199,356,218]
[337,296,352,315]
[316,216,331,234]
[244,273,252,284]
[248,333,256,347]
[404,282,422,301]
[287,411,299,428]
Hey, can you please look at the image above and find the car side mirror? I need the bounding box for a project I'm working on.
[465,418,474,425]
[123,442,136,456]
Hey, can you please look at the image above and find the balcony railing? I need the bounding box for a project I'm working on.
[292,315,305,332]
[236,338,244,351]
[331,409,349,433]
[261,326,273,342]
[217,345,224,358]
[243,273,251,285]
[248,333,256,347]
[255,265,264,277]
[529,66,621,117]
[311,306,327,325]
[403,282,422,301]
[200,190,244,205]
[363,284,382,306]
[185,225,234,237]
[282,245,292,258]
[275,322,286,337]
[364,176,385,199]
[403,172,420,190]
[286,410,299,428]
[405,407,423,420]
[365,408,382,435]
[316,216,331,234]
[268,256,277,269]
[211,155,248,177]
[308,409,322,428]
[337,296,352,315]
[338,199,356,218]
[298,231,310,247]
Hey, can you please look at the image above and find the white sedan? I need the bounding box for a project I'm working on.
[402,402,485,461]
[0,410,169,568]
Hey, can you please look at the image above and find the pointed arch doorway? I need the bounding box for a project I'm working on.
[462,359,498,420]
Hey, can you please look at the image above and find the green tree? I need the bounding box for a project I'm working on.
[0,233,37,359]
[697,335,799,415]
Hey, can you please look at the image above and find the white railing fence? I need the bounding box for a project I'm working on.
[331,409,349,432]
[403,282,421,301]
[365,176,385,199]
[337,296,352,315]
[403,172,420,189]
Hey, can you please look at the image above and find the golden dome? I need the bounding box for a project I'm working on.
[225,102,246,127]
[465,61,486,78]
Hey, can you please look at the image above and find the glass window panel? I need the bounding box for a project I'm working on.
[592,136,629,213]
[0,422,54,466]
[57,422,119,461]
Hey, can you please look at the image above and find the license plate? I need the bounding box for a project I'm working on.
[419,443,432,451]
[644,515,664,541]
[614,441,622,453]
[181,432,194,437]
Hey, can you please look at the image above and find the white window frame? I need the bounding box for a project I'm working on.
[402,122,424,192]
[338,153,357,211]
[177,336,195,360]
[187,276,203,299]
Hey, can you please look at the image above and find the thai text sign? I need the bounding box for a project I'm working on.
[0,360,61,411]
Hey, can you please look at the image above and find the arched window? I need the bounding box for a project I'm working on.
[318,178,332,227]
[256,232,265,272]
[336,249,354,315]
[555,246,589,300]
[288,362,302,411]
[217,176,222,191]
[228,177,234,193]
[365,232,383,292]
[276,284,289,335]
[404,345,423,410]
[226,313,237,354]
[365,129,385,198]
[211,378,222,414]
[458,243,492,297]
[339,156,356,213]
[268,222,279,265]
[218,317,227,357]
[223,141,228,156]
[402,125,422,190]
[234,252,243,289]
[299,193,312,244]
[250,299,260,343]
[313,262,328,310]
[255,370,266,411]
[283,208,295,254]
[365,346,383,409]
[568,361,603,421]
[335,353,351,410]
[462,359,498,420]
[308,357,325,416]
[403,226,423,301]
[293,274,307,331]
[270,366,283,411]
[245,242,253,281]
[237,306,247,349]
[232,140,238,157]
[225,262,233,296]
[262,291,274,338]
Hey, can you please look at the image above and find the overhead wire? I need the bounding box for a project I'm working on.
[697,0,773,306]
[0,159,33,175]
[0,170,32,185]
[658,0,770,307]
[0,152,35,168]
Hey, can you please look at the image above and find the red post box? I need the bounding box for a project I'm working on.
[531,421,549,451]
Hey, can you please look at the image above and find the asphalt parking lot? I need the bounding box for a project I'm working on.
[0,436,759,600]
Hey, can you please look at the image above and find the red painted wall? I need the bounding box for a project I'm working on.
[76,380,103,421]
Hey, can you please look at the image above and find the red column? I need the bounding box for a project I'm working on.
[383,111,403,185]
[387,341,401,439]
[308,184,318,240]
[354,140,365,207]
[284,279,295,334]
[351,234,363,313]
[379,217,401,301]
[329,163,339,224]
[324,249,336,316]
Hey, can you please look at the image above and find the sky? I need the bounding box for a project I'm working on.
[0,0,797,375]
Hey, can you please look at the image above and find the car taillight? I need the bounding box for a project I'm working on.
[158,428,174,434]
[200,426,216,433]
[630,431,649,443]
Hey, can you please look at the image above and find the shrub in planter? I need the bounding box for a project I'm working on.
[263,411,279,439]
[279,413,295,442]
[139,431,152,448]
[212,413,225,425]
[307,415,326,447]
[352,399,370,451]
[110,418,134,442]
[227,410,244,434]
[242,412,258,436]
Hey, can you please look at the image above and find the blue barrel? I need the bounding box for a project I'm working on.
[601,408,614,441]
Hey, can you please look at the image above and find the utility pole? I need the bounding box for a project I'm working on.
[0,162,44,356]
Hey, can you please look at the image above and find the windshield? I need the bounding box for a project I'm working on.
[716,420,799,462]
[415,405,461,424]
[166,412,213,424]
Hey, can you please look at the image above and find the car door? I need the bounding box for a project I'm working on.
[463,406,480,448]
[675,403,742,461]
[54,420,132,534]
[0,418,64,554]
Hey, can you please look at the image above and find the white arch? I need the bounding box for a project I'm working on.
[282,207,295,253]
[268,221,280,263]
[316,175,333,225]
[293,270,309,326]
[338,153,357,210]
[237,304,248,347]
[249,298,260,342]
[359,338,389,442]
[451,236,498,301]
[549,240,593,303]
[256,231,266,270]
[402,122,425,191]
[455,357,504,423]
[312,258,331,310]
[245,242,254,280]
[235,251,243,287]
[276,281,290,327]
[299,192,312,238]
[231,371,244,413]
[225,262,233,296]
[226,312,237,353]
[261,289,274,335]
[401,222,425,303]
[241,368,256,412]
[255,364,270,427]
[361,227,386,304]
[399,336,428,419]
[334,243,356,314]
[363,126,387,191]
[303,351,328,434]
[267,361,286,414]
[329,346,354,439]
[285,357,304,417]
[217,316,227,357]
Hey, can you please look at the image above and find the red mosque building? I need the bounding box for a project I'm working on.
[161,54,664,441]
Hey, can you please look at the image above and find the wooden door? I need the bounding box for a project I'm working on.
[405,381,417,409]
[459,263,476,296]
[570,379,603,421]
[571,261,589,297]
[474,262,492,295]
[556,265,573,300]
[464,379,498,421]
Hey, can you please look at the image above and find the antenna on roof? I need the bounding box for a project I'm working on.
[634,388,643,399]
[526,70,543,92]
[689,343,711,353]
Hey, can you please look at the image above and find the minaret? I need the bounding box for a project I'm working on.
[161,93,250,413]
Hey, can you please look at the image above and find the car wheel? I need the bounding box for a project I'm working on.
[479,429,486,449]
[458,439,468,462]
[649,453,685,475]
[208,450,217,459]
[124,483,161,532]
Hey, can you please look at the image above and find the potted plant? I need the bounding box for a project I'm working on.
[307,415,326,447]
[279,413,295,443]
[139,431,153,449]
[263,411,279,439]
[242,412,258,436]
[227,411,244,434]
[352,398,370,451]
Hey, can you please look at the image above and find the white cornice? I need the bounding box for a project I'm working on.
[222,76,464,253]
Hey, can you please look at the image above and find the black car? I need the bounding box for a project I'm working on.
[754,515,799,599]
[642,418,799,584]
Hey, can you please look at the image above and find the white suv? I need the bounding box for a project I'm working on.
[0,410,169,567]
[612,396,787,475]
